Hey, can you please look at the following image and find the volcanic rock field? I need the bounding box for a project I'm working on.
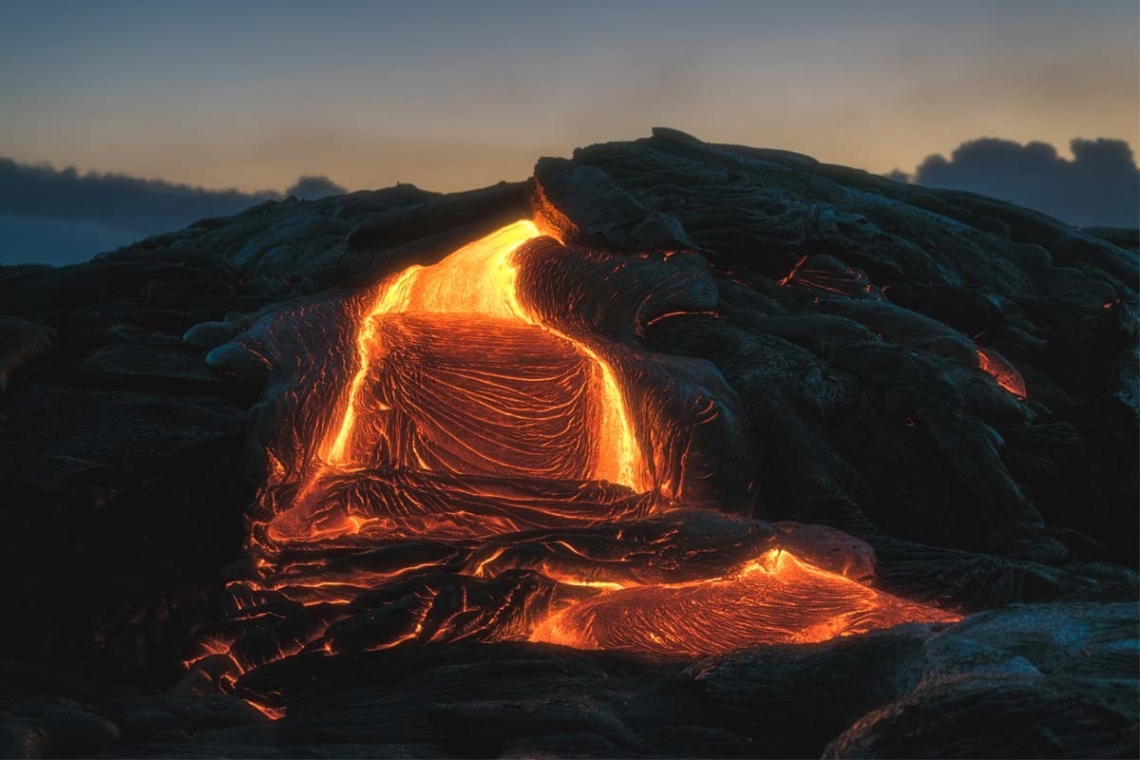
[0,128,1137,758]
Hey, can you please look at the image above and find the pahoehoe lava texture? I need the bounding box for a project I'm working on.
[0,128,1136,758]
[360,314,599,482]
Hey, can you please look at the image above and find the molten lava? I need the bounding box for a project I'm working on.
[266,221,648,544]
[530,549,956,655]
[323,220,641,487]
[196,221,960,714]
[977,347,1027,399]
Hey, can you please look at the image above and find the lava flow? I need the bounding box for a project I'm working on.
[264,220,648,544]
[194,220,959,711]
[324,219,640,485]
[977,346,1028,398]
[530,548,955,655]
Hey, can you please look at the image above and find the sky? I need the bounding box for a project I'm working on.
[0,0,1137,263]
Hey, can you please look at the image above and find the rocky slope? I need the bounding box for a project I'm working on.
[0,128,1136,758]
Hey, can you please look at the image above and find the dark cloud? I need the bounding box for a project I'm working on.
[286,175,346,200]
[0,157,348,265]
[0,156,280,232]
[913,137,1140,228]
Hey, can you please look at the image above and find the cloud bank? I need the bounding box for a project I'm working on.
[5,135,1136,267]
[909,137,1139,228]
[285,176,347,201]
[0,157,345,265]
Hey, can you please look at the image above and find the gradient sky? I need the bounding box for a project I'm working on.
[1,0,1137,193]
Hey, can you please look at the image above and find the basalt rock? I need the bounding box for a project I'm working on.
[0,315,54,394]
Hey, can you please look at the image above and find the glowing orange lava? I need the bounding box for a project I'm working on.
[977,347,1027,399]
[265,221,647,545]
[530,549,957,655]
[325,220,641,484]
[197,221,961,713]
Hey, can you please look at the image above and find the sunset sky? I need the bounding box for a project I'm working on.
[2,0,1137,193]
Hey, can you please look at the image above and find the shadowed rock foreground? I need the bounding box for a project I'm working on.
[0,129,1136,758]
